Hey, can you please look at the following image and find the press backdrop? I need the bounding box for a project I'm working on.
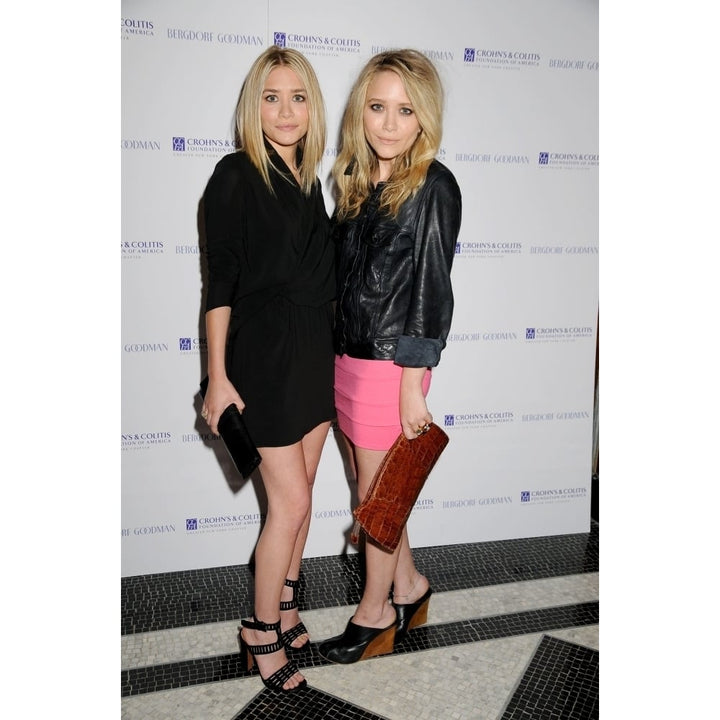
[121,0,599,577]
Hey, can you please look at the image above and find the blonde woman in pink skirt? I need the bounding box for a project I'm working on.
[319,49,462,664]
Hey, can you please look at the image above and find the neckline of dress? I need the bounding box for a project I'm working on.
[266,143,302,187]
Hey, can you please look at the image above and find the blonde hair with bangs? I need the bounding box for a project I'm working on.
[332,49,444,220]
[235,46,326,195]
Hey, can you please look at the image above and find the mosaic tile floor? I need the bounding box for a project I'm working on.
[121,520,599,719]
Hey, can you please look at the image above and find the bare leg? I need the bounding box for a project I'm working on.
[352,440,429,618]
[280,420,332,646]
[318,434,431,663]
[389,528,430,603]
[349,446,399,629]
[241,426,327,690]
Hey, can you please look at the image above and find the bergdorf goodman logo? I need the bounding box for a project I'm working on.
[447,331,518,343]
[123,342,169,352]
[521,411,591,422]
[372,45,454,62]
[122,524,175,537]
[441,496,511,509]
[122,139,160,150]
[548,58,599,71]
[455,152,529,164]
[165,28,263,45]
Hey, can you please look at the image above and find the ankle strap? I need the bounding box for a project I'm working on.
[241,616,281,633]
[280,578,300,611]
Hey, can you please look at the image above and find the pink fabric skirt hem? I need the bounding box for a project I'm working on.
[334,355,431,451]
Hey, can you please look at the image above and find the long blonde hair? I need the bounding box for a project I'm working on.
[332,49,444,220]
[235,46,326,195]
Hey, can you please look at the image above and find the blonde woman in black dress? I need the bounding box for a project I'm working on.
[201,46,334,692]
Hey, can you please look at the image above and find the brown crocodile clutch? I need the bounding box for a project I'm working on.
[353,423,449,552]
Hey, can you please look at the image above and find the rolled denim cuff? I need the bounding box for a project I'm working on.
[394,335,444,368]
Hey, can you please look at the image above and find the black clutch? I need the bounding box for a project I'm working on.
[199,377,262,479]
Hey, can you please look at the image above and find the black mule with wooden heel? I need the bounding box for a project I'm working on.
[392,586,433,643]
[280,578,309,649]
[318,617,396,664]
[238,617,307,692]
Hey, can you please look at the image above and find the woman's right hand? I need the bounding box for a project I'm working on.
[399,367,432,440]
[201,376,245,435]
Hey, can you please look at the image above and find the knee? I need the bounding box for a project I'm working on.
[296,493,311,520]
[285,491,311,529]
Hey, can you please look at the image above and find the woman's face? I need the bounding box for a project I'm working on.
[261,66,309,153]
[363,70,421,174]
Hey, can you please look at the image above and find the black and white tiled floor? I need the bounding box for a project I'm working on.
[121,521,599,719]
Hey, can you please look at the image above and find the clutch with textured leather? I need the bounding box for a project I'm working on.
[353,423,449,552]
[199,377,261,479]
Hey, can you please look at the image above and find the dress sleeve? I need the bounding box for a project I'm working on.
[395,169,462,368]
[204,158,244,313]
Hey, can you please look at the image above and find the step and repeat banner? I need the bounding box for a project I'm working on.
[121,0,598,577]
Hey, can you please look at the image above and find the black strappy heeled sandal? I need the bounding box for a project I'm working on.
[280,578,310,649]
[238,616,307,692]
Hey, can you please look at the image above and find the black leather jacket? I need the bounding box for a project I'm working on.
[333,160,462,368]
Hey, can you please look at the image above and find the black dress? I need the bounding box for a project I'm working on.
[204,149,335,447]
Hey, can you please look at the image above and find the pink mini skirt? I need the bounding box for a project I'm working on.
[334,354,432,451]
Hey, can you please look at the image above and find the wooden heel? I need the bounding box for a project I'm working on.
[393,587,433,643]
[361,624,396,660]
[407,597,430,631]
